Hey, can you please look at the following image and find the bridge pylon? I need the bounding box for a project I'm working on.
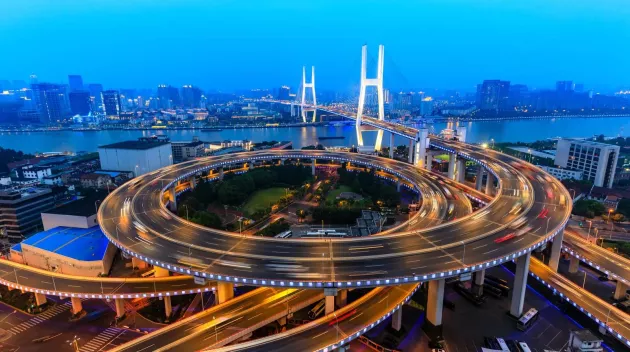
[356,44,385,150]
[301,66,317,123]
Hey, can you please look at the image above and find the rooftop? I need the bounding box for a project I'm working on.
[99,139,171,150]
[12,226,109,261]
[42,191,108,217]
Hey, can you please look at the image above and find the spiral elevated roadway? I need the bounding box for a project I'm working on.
[97,141,570,288]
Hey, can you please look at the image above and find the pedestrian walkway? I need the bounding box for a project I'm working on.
[80,327,124,352]
[7,301,72,335]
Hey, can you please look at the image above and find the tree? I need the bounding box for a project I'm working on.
[617,199,630,217]
[190,211,222,229]
[296,209,307,223]
[572,199,606,218]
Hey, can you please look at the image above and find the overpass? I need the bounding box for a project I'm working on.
[9,43,620,351]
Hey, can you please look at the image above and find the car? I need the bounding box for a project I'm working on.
[495,233,516,243]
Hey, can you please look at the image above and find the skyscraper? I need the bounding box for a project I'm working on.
[181,85,202,108]
[88,83,104,110]
[69,91,92,116]
[277,86,291,100]
[477,80,511,112]
[102,90,121,119]
[31,83,66,123]
[157,85,181,109]
[68,75,84,92]
[556,81,575,110]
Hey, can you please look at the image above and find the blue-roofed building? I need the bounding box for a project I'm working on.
[10,226,116,277]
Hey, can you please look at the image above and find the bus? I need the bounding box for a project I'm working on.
[308,300,326,319]
[275,230,292,239]
[495,337,510,352]
[518,342,532,352]
[516,308,539,331]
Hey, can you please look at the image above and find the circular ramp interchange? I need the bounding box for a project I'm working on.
[98,141,571,288]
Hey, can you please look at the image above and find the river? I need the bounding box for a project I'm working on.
[1,117,630,153]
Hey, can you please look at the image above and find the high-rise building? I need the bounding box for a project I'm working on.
[157,85,181,109]
[508,84,528,108]
[101,90,121,119]
[88,83,104,110]
[0,188,55,242]
[277,86,291,100]
[555,139,619,188]
[181,85,202,108]
[477,80,511,112]
[69,90,92,116]
[556,81,575,110]
[68,75,84,92]
[31,83,66,123]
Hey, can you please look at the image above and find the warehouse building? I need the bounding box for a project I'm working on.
[98,136,172,177]
[10,226,116,277]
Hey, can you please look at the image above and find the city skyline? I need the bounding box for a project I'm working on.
[1,0,629,91]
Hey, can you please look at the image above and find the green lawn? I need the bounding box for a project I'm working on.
[242,188,287,215]
[325,185,354,203]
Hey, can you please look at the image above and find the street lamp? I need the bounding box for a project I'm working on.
[94,200,101,215]
[67,335,80,352]
[609,209,614,232]
[586,220,592,242]
[491,138,495,148]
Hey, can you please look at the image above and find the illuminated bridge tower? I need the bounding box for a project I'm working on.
[301,66,317,123]
[356,44,386,150]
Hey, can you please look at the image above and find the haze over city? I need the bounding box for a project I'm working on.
[1,0,629,91]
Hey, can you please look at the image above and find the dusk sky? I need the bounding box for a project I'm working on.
[1,0,629,92]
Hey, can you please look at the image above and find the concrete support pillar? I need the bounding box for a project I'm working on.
[472,269,485,296]
[414,128,428,168]
[132,257,148,270]
[457,126,467,143]
[335,289,347,308]
[389,133,395,159]
[425,279,445,342]
[427,279,445,326]
[510,252,531,318]
[324,288,337,314]
[277,316,287,326]
[325,295,335,315]
[189,176,196,189]
[396,179,401,192]
[391,308,403,331]
[164,296,172,318]
[408,140,414,164]
[154,266,170,277]
[34,293,47,306]
[219,167,224,180]
[248,161,254,170]
[217,282,234,304]
[169,185,177,212]
[70,297,83,315]
[457,159,466,183]
[475,166,484,191]
[425,152,433,171]
[548,229,564,272]
[311,160,316,175]
[448,153,456,180]
[568,256,580,274]
[485,173,493,196]
[614,281,629,300]
[115,298,125,318]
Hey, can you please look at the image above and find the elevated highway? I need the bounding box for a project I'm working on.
[0,259,215,299]
[529,257,630,345]
[98,148,570,288]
